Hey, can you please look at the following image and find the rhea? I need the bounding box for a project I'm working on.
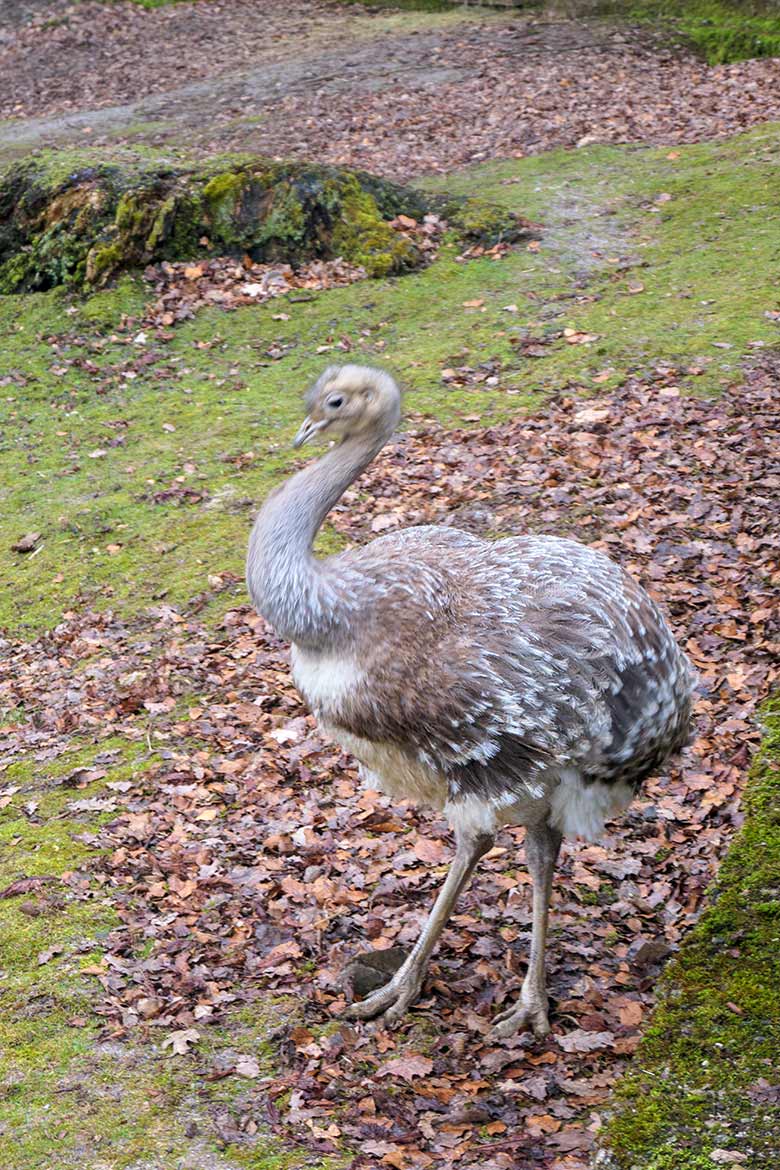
[247,365,694,1037]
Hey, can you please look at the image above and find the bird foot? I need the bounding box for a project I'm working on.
[342,966,424,1027]
[490,996,551,1040]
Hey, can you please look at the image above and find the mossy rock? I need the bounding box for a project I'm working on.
[0,147,529,292]
[443,195,530,245]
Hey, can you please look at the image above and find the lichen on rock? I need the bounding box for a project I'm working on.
[0,147,528,292]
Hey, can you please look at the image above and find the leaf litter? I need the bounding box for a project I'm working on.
[141,256,372,330]
[2,5,780,184]
[139,215,444,329]
[1,347,777,1165]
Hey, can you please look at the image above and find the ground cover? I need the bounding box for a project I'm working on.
[2,114,779,1167]
[2,2,780,1166]
[590,1,780,65]
[3,127,779,632]
[338,0,780,66]
[601,699,780,1169]
[2,3,780,176]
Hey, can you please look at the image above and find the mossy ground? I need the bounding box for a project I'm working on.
[335,0,780,65]
[0,150,443,293]
[3,126,779,634]
[2,125,779,1166]
[588,0,780,64]
[601,700,780,1169]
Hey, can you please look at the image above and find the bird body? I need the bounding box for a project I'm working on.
[291,525,691,841]
[247,364,694,1036]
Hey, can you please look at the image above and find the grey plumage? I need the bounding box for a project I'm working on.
[247,364,695,1036]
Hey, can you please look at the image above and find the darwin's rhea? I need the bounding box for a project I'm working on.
[247,365,694,1036]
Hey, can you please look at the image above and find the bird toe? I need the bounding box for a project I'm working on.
[381,983,421,1027]
[343,972,423,1025]
[490,1000,551,1040]
[342,986,395,1020]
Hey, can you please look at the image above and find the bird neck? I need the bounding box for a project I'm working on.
[246,429,388,647]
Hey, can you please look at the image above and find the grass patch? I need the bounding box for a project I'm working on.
[639,1,780,64]
[3,126,780,636]
[559,0,780,64]
[602,699,780,1168]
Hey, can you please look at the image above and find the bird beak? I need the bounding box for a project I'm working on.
[292,416,327,448]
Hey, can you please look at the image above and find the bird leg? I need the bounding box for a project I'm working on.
[343,829,494,1027]
[491,821,562,1040]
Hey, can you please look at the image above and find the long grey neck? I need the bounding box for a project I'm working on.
[247,430,388,648]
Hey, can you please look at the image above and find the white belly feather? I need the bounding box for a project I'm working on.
[291,644,449,808]
[291,646,635,840]
[290,645,363,710]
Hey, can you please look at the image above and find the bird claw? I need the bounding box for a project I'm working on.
[489,998,551,1040]
[343,971,423,1026]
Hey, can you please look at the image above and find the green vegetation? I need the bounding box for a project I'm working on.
[602,0,780,64]
[0,147,526,292]
[602,700,780,1168]
[3,125,779,634]
[2,123,779,1167]
[0,150,434,292]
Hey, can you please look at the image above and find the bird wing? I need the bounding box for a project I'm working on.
[329,529,693,802]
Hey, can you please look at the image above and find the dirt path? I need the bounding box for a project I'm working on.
[2,1,780,179]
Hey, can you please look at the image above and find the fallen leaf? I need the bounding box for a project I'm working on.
[557,1030,615,1054]
[12,533,41,553]
[162,1028,200,1056]
[376,1054,434,1082]
[0,875,56,898]
[37,945,64,965]
[234,1055,261,1078]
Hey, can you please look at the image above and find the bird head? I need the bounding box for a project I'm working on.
[293,364,402,448]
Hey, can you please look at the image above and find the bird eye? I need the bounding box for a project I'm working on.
[327,395,344,410]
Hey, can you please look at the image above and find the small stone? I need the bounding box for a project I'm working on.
[343,946,409,998]
[710,1150,748,1164]
[627,937,673,967]
[12,532,40,553]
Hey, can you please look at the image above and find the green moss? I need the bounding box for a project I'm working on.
[2,148,506,291]
[332,180,418,276]
[0,147,520,291]
[601,700,780,1168]
[584,0,780,64]
[84,240,124,284]
[250,180,309,258]
[444,195,528,246]
[203,169,247,239]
